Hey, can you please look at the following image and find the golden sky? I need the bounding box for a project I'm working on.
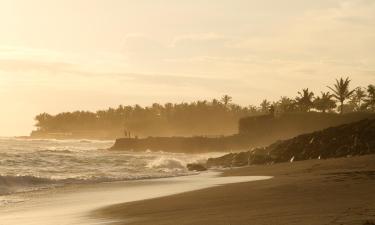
[0,0,375,135]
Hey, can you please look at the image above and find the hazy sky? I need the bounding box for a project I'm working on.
[0,0,374,135]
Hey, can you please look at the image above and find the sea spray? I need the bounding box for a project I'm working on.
[0,138,226,197]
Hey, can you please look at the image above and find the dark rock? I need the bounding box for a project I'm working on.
[110,135,252,153]
[208,118,375,168]
[186,163,207,171]
[110,112,375,153]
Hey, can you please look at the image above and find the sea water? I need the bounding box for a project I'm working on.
[0,137,223,202]
[0,137,272,225]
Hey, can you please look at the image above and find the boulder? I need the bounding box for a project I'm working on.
[186,163,207,171]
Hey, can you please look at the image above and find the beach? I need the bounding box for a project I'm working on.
[0,172,270,225]
[3,1,375,224]
[1,138,374,225]
[95,154,375,225]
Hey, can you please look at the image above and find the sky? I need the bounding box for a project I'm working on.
[0,0,374,136]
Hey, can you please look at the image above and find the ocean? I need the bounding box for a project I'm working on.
[0,137,223,204]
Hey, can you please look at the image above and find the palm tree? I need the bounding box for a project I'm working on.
[221,95,232,107]
[34,113,53,131]
[349,87,367,111]
[327,77,355,114]
[211,98,220,106]
[247,105,258,113]
[260,99,271,113]
[295,88,314,112]
[277,96,296,113]
[364,84,375,111]
[313,92,336,113]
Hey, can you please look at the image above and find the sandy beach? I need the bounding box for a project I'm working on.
[3,1,375,225]
[95,154,375,225]
[0,172,270,225]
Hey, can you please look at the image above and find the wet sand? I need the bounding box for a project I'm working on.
[95,154,375,225]
[0,172,269,225]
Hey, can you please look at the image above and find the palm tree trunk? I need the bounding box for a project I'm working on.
[340,101,344,114]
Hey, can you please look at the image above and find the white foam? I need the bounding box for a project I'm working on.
[146,156,186,171]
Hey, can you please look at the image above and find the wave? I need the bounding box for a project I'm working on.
[0,175,56,186]
[0,172,190,196]
[37,149,74,154]
[0,175,121,191]
[0,175,56,195]
[146,156,187,172]
[0,138,214,198]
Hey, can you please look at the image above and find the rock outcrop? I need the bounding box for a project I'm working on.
[110,135,252,153]
[111,113,375,153]
[207,119,375,168]
[186,163,207,171]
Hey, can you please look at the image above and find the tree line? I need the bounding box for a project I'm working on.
[33,77,375,137]
[265,77,375,114]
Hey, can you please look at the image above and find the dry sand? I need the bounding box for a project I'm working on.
[95,154,375,225]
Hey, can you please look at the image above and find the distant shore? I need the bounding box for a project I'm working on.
[30,112,375,149]
[95,154,375,225]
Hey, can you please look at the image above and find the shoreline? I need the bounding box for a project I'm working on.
[95,154,375,225]
[0,172,270,225]
[1,154,374,225]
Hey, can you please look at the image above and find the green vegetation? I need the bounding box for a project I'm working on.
[295,88,314,112]
[32,99,261,138]
[32,77,375,139]
[328,77,356,114]
[313,92,336,113]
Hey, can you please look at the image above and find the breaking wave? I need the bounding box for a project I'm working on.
[146,157,186,171]
[0,138,226,198]
[0,175,59,195]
